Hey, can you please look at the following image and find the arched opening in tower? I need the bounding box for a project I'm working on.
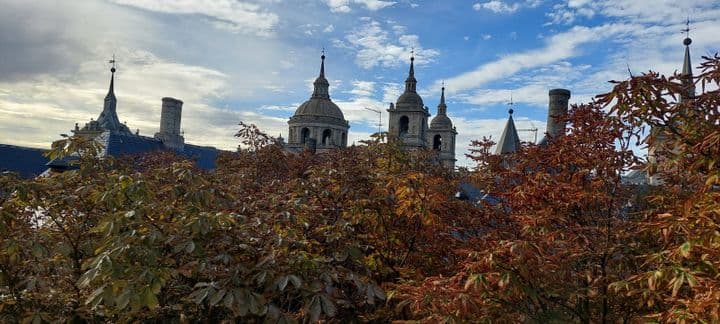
[301,128,310,144]
[322,129,332,146]
[399,116,409,137]
[341,132,346,146]
[433,134,442,150]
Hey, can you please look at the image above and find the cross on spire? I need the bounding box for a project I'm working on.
[682,17,691,39]
[321,47,325,56]
[411,47,415,60]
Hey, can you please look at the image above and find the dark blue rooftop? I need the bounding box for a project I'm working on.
[103,133,219,170]
[0,144,49,178]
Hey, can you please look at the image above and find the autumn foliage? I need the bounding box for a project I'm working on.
[1,56,719,323]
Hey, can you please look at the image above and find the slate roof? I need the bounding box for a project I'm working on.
[496,111,521,154]
[46,132,220,171]
[0,144,49,178]
[101,132,219,170]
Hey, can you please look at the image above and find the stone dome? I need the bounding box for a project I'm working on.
[293,98,346,121]
[430,114,452,129]
[396,91,424,107]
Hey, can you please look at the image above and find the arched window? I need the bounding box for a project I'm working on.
[301,128,310,144]
[341,132,346,146]
[322,129,332,146]
[399,116,409,136]
[433,134,442,150]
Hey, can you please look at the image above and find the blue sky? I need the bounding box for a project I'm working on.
[1,0,718,166]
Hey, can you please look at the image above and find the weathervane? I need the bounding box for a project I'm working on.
[411,47,415,59]
[508,90,514,114]
[109,54,116,72]
[321,47,325,56]
[682,17,691,38]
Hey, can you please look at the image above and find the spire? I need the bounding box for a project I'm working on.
[496,108,521,154]
[319,48,325,78]
[106,55,116,100]
[94,56,131,134]
[311,51,330,99]
[681,18,695,101]
[437,83,447,116]
[404,49,417,93]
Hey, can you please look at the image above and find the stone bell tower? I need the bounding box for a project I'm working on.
[387,53,430,148]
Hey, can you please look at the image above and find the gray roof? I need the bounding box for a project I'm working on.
[430,86,453,129]
[293,99,346,121]
[496,110,521,154]
[396,56,425,109]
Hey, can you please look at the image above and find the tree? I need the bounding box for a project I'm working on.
[602,54,720,322]
[393,102,644,323]
[1,123,474,322]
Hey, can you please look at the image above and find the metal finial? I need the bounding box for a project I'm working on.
[321,47,325,58]
[682,17,692,46]
[410,47,415,61]
[109,54,116,73]
[508,91,514,115]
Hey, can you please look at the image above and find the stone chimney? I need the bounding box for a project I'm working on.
[155,97,184,150]
[546,89,571,139]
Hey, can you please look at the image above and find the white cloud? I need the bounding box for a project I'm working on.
[481,34,492,40]
[348,80,376,98]
[324,0,351,12]
[110,0,279,36]
[323,0,395,13]
[355,0,396,10]
[439,23,638,94]
[0,47,294,152]
[546,0,718,26]
[323,24,335,33]
[336,19,439,69]
[381,83,403,103]
[473,1,520,14]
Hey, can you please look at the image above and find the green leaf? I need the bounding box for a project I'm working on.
[319,294,337,318]
[308,295,322,322]
[185,241,195,254]
[209,289,226,306]
[277,276,289,292]
[144,288,159,309]
[288,275,302,288]
[116,289,131,310]
[249,292,267,315]
[679,241,692,258]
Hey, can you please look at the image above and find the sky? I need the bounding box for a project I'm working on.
[1,0,718,167]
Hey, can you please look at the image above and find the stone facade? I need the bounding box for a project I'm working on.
[388,56,457,168]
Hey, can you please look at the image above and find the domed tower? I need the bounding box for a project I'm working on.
[287,53,349,152]
[388,54,430,148]
[427,85,457,168]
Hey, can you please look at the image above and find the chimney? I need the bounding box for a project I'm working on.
[546,89,571,139]
[155,97,185,150]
